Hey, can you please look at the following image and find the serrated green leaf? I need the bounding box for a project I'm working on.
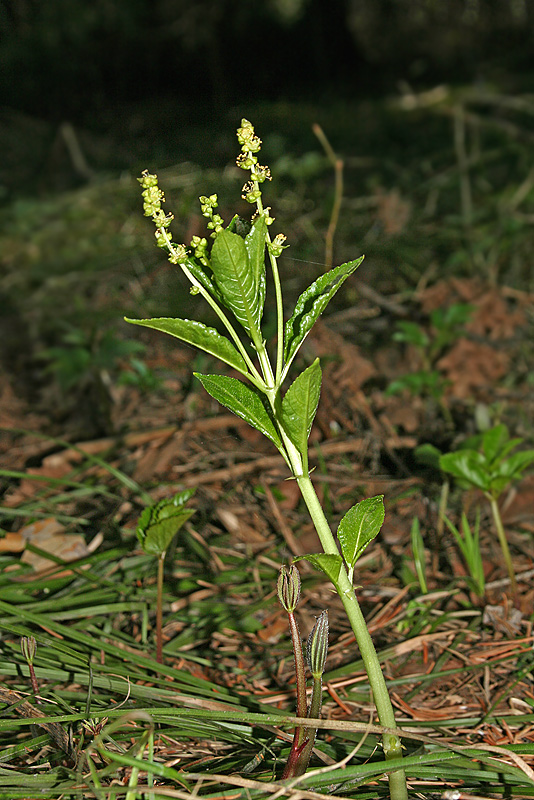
[294,553,343,587]
[337,495,384,570]
[281,358,321,465]
[194,373,283,452]
[284,256,364,368]
[137,490,196,557]
[211,228,264,339]
[124,317,248,374]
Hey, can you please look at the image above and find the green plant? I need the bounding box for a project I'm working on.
[442,509,485,598]
[136,489,196,662]
[387,304,473,403]
[126,120,407,798]
[440,423,534,598]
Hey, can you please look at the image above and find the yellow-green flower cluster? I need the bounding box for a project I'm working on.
[138,170,188,264]
[236,118,271,204]
[199,194,224,237]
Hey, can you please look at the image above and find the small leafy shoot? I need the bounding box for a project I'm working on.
[337,495,385,582]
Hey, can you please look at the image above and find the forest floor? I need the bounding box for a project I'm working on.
[1,91,534,798]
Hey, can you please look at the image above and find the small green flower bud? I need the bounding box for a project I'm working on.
[236,152,258,171]
[168,243,188,264]
[267,233,288,258]
[307,610,328,679]
[138,170,159,189]
[253,165,271,184]
[152,209,174,228]
[242,182,262,204]
[237,119,262,153]
[263,208,275,225]
[277,564,301,612]
[21,636,37,665]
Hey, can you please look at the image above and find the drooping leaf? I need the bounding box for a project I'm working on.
[281,358,321,464]
[194,373,284,452]
[337,495,385,570]
[284,256,364,368]
[137,489,196,557]
[439,451,489,491]
[125,317,248,374]
[294,553,344,587]
[211,228,263,340]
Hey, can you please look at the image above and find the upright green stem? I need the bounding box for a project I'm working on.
[156,553,165,663]
[488,494,517,599]
[296,474,407,800]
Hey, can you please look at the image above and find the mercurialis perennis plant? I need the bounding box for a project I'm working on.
[126,119,407,799]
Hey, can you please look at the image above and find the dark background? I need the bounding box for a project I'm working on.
[2,0,533,169]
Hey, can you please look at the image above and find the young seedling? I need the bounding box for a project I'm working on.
[440,423,534,599]
[388,304,473,415]
[442,509,485,598]
[126,120,407,799]
[136,489,196,662]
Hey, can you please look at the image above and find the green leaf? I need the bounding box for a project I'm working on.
[125,317,248,374]
[482,424,511,465]
[244,215,267,317]
[137,489,196,557]
[211,228,264,339]
[392,321,429,349]
[281,358,321,463]
[337,495,384,570]
[414,443,443,470]
[284,256,364,368]
[194,373,284,452]
[495,450,534,481]
[439,451,489,491]
[294,553,343,587]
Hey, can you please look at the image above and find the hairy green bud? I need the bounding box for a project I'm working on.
[277,564,301,613]
[307,610,328,679]
[21,636,37,665]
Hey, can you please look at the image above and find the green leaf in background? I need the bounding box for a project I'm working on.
[439,450,490,491]
[414,443,443,471]
[137,489,196,557]
[281,358,321,467]
[194,373,284,452]
[392,321,429,349]
[211,227,264,340]
[124,317,248,374]
[337,495,385,574]
[283,256,364,369]
[481,424,516,465]
[294,553,344,587]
